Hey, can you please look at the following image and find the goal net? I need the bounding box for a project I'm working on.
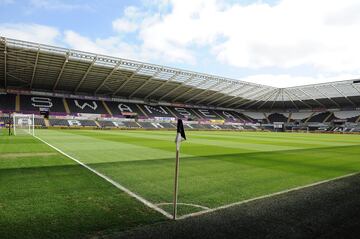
[13,114,35,136]
[291,126,309,133]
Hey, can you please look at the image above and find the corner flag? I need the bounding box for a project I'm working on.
[173,119,186,220]
[175,119,186,151]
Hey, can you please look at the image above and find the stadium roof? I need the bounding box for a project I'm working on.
[1,37,360,110]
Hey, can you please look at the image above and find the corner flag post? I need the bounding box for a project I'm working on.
[173,119,186,220]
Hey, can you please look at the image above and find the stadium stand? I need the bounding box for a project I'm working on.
[267,113,289,123]
[122,121,141,128]
[167,106,199,120]
[66,98,108,115]
[49,119,70,127]
[33,117,46,126]
[334,111,360,122]
[138,122,160,129]
[138,104,174,118]
[0,37,360,134]
[98,120,125,128]
[20,95,66,114]
[105,101,146,117]
[0,93,16,112]
[307,112,332,123]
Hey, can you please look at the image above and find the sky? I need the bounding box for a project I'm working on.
[1,0,360,87]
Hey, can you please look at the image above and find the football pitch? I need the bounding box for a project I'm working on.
[1,129,360,238]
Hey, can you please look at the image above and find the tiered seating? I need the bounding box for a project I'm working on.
[267,113,288,123]
[66,99,108,114]
[242,112,265,123]
[324,113,338,122]
[98,120,125,128]
[0,116,10,124]
[20,95,66,114]
[34,117,46,126]
[49,119,69,126]
[187,124,204,129]
[191,108,222,120]
[138,122,158,129]
[0,94,16,112]
[138,104,173,118]
[219,124,236,130]
[307,112,332,123]
[49,119,97,127]
[213,110,238,121]
[290,112,313,122]
[347,116,360,123]
[106,102,145,117]
[122,121,140,128]
[334,111,360,122]
[167,106,199,120]
[160,122,176,128]
[78,120,98,127]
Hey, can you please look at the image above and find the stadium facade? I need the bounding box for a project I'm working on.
[1,37,360,132]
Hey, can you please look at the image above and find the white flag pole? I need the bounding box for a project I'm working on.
[173,146,180,220]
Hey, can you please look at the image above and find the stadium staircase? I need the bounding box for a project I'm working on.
[304,112,315,123]
[63,98,71,114]
[102,101,113,116]
[287,112,292,123]
[15,94,20,112]
[44,118,50,127]
[323,112,334,123]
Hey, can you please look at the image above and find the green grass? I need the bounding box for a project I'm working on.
[0,129,164,239]
[2,129,360,238]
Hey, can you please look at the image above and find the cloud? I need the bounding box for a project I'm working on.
[0,23,60,45]
[2,0,360,87]
[112,19,138,33]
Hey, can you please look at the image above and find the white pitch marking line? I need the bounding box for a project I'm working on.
[156,202,210,210]
[178,172,359,220]
[33,135,173,219]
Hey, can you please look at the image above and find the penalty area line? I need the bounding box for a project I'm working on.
[33,135,173,220]
[178,172,359,220]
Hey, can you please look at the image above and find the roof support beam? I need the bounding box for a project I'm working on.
[313,86,341,108]
[286,89,313,109]
[226,87,270,108]
[95,60,122,94]
[351,83,360,94]
[297,89,326,108]
[74,57,97,93]
[195,83,235,105]
[216,86,261,107]
[208,84,247,105]
[52,52,69,91]
[112,64,143,96]
[244,89,278,109]
[235,89,275,109]
[184,81,223,103]
[267,89,282,110]
[128,69,162,98]
[283,89,299,110]
[158,74,196,101]
[30,45,40,89]
[331,84,356,107]
[171,77,209,102]
[144,72,180,99]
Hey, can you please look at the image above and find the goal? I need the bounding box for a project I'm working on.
[291,126,309,133]
[13,114,35,136]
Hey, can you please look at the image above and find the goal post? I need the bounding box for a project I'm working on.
[13,114,35,136]
[291,126,309,133]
